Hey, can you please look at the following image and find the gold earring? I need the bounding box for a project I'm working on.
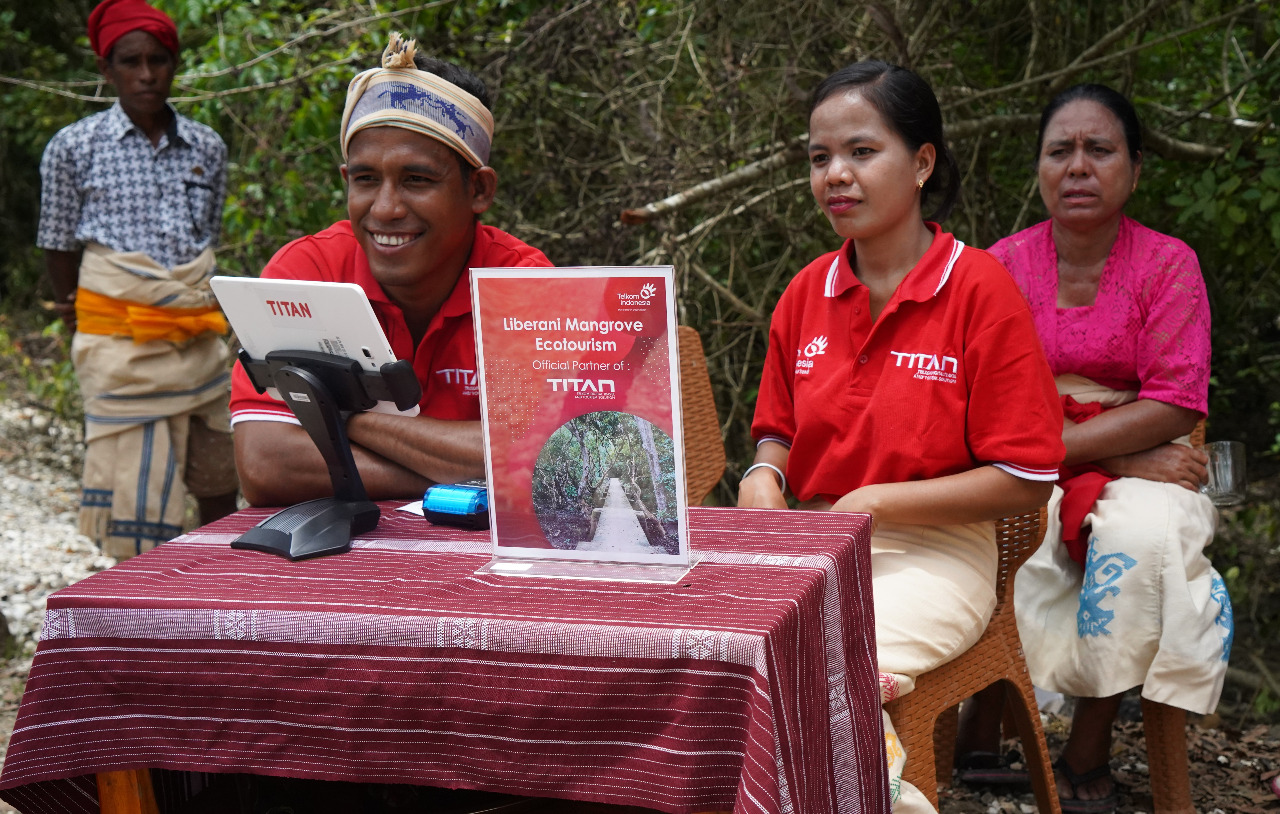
[917,179,924,190]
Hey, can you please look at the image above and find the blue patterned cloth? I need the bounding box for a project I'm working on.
[38,102,227,269]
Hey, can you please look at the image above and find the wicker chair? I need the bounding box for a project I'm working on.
[882,507,1062,814]
[884,420,1207,814]
[677,325,726,505]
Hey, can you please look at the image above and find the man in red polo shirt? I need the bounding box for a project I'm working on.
[230,35,550,506]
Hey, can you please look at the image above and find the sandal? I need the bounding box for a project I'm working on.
[956,750,1030,786]
[1054,756,1118,814]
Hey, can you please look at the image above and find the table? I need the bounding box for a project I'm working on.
[0,506,887,814]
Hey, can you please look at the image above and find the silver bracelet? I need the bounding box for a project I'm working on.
[742,462,786,494]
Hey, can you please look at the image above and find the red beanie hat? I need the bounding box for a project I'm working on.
[88,0,179,59]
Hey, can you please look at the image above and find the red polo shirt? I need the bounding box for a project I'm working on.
[752,224,1064,504]
[229,221,551,425]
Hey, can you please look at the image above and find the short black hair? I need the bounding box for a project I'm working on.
[1037,83,1142,163]
[810,60,961,223]
[411,53,490,183]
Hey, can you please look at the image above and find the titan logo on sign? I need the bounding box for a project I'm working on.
[547,378,615,393]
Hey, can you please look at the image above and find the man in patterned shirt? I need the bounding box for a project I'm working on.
[37,0,238,559]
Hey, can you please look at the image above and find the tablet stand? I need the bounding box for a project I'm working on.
[232,349,422,561]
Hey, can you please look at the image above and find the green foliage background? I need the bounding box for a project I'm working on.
[5,0,1277,479]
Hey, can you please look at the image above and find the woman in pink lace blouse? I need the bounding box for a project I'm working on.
[957,85,1232,814]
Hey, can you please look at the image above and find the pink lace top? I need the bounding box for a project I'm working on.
[988,217,1210,415]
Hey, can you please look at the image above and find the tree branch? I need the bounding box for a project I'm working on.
[0,2,444,101]
[617,106,1232,227]
[618,115,1042,226]
[1142,126,1227,160]
[1047,0,1170,94]
[867,2,911,67]
[180,2,450,80]
[618,137,806,223]
[1,56,362,104]
[947,113,1041,139]
[943,0,1264,111]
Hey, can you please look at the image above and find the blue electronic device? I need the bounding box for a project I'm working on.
[422,479,490,530]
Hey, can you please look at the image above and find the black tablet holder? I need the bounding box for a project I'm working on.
[231,349,422,561]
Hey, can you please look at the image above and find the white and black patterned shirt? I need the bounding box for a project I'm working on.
[37,102,227,269]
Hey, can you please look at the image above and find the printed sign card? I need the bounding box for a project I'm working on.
[471,267,690,577]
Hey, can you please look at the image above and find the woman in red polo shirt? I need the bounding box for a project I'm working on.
[737,60,1064,813]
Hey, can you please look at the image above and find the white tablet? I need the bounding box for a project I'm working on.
[211,276,420,416]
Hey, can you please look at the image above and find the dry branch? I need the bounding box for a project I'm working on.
[1047,0,1170,95]
[618,113,1219,227]
[1,57,362,104]
[947,113,1040,140]
[0,2,442,102]
[1143,127,1227,160]
[618,137,806,224]
[943,0,1265,112]
[183,2,449,80]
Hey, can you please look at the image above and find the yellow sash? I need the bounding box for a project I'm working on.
[76,287,228,344]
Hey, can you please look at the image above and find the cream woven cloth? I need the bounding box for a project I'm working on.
[74,244,232,559]
[1014,376,1231,715]
[866,520,998,812]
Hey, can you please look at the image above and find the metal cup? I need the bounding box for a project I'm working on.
[1200,440,1246,506]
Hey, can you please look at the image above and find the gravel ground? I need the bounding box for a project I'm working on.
[0,404,114,651]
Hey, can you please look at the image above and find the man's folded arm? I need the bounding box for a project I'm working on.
[235,418,446,506]
[346,411,485,485]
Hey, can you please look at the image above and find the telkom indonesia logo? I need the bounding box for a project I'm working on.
[795,335,827,376]
[617,283,655,307]
[804,336,828,358]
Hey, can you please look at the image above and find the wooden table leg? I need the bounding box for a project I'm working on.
[97,769,159,814]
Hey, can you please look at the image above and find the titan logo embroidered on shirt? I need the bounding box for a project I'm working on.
[889,350,958,384]
[437,368,479,395]
[795,335,828,375]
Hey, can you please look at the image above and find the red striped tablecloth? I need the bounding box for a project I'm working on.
[0,506,887,814]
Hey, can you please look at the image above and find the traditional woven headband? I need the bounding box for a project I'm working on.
[340,33,494,167]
